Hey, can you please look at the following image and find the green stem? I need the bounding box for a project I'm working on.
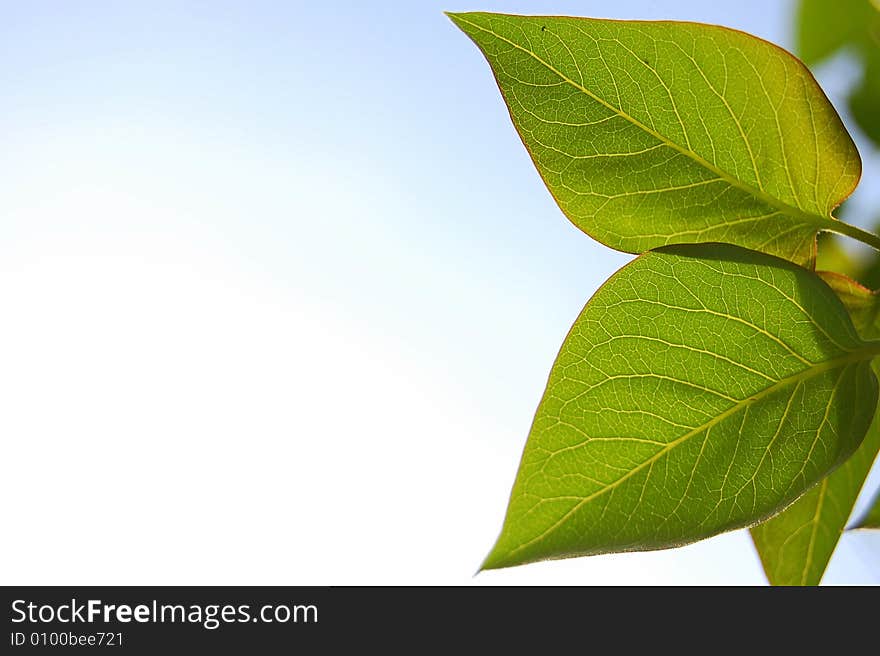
[826,220,880,252]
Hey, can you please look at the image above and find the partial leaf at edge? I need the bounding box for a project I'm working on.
[483,244,878,570]
[853,485,880,528]
[449,12,861,266]
[796,0,869,65]
[796,0,880,148]
[850,47,880,148]
[750,361,880,585]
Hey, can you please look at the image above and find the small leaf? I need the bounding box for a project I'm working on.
[482,244,879,570]
[852,486,880,529]
[750,362,880,585]
[449,13,861,265]
[817,272,880,339]
[795,0,869,65]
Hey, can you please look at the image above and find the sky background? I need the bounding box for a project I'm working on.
[1,0,878,584]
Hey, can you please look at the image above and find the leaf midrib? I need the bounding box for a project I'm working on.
[502,344,880,561]
[454,14,833,233]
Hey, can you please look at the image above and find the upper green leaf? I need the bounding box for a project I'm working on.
[750,361,880,585]
[449,12,861,265]
[482,244,879,570]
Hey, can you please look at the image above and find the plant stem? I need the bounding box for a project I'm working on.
[827,221,880,252]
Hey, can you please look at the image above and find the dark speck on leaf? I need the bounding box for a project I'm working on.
[541,26,546,32]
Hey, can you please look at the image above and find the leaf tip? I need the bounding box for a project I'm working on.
[477,555,500,573]
[444,11,469,30]
[444,11,490,35]
[479,538,519,572]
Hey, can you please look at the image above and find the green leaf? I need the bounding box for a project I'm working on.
[750,361,880,585]
[448,13,861,266]
[795,0,869,65]
[795,0,880,148]
[850,48,880,147]
[853,486,880,528]
[817,272,880,340]
[482,244,879,570]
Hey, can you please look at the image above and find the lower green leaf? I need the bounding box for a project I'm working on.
[484,244,879,570]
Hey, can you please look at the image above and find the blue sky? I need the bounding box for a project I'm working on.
[1,1,878,584]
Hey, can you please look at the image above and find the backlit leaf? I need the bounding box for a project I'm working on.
[482,244,879,570]
[449,12,861,266]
